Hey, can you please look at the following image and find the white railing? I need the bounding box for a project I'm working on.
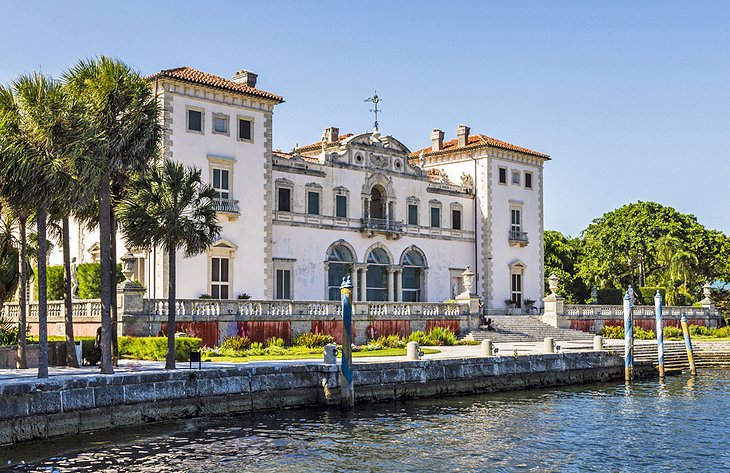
[564,304,713,318]
[1,299,102,322]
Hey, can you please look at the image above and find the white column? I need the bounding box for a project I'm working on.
[387,267,395,301]
[394,267,402,302]
[360,266,368,302]
[351,267,359,302]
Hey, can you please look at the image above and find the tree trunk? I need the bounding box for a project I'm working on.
[62,216,79,368]
[165,246,176,370]
[37,205,48,379]
[98,171,114,374]
[16,216,28,369]
[110,212,118,366]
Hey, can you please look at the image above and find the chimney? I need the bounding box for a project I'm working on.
[430,129,445,152]
[324,127,339,143]
[456,124,470,147]
[231,69,258,87]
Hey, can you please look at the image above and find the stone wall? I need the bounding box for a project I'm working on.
[0,351,652,445]
[0,342,72,369]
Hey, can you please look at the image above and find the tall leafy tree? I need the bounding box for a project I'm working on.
[118,160,220,369]
[543,230,589,303]
[64,57,161,374]
[0,73,76,378]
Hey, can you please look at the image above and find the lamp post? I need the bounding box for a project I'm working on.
[340,275,354,410]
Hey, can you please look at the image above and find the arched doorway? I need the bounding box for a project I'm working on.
[327,244,354,300]
[369,185,386,219]
[401,248,426,302]
[366,247,390,301]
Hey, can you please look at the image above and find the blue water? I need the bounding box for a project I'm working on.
[1,370,729,472]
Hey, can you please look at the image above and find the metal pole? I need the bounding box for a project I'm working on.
[340,276,354,410]
[680,314,697,376]
[623,290,633,381]
[655,290,664,378]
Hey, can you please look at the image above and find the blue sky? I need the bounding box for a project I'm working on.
[2,1,728,236]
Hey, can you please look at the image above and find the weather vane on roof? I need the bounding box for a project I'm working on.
[364,91,382,132]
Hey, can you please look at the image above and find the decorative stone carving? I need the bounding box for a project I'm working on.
[460,173,474,189]
[370,154,388,169]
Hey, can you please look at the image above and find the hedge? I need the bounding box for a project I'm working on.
[118,336,202,361]
[33,265,65,301]
[637,287,666,305]
[77,263,124,299]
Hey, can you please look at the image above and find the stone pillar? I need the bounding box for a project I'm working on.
[394,266,402,302]
[542,273,568,329]
[593,335,603,351]
[481,339,492,357]
[118,281,147,337]
[406,341,419,360]
[351,267,359,302]
[456,267,482,329]
[357,265,368,302]
[387,267,396,301]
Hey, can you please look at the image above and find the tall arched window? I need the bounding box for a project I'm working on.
[327,245,354,300]
[401,249,425,302]
[366,248,390,301]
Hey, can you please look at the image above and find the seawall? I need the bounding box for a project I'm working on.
[0,351,653,446]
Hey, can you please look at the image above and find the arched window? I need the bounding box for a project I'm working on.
[369,185,386,219]
[366,248,390,301]
[401,249,426,302]
[327,245,354,300]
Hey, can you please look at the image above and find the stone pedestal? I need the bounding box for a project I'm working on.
[541,293,568,329]
[406,341,419,360]
[544,337,554,354]
[481,339,492,357]
[118,282,147,337]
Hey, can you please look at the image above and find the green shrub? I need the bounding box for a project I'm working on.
[77,263,124,299]
[264,345,286,356]
[293,332,334,348]
[455,339,480,345]
[663,326,683,339]
[33,265,64,300]
[374,334,406,349]
[0,312,19,346]
[689,324,713,337]
[715,326,730,338]
[599,325,624,339]
[599,324,656,340]
[118,336,202,361]
[266,336,285,348]
[427,327,457,346]
[221,336,252,351]
[635,327,655,340]
[407,331,435,346]
[597,288,624,305]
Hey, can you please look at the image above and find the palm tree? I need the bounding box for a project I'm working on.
[117,160,220,369]
[0,207,20,314]
[0,73,76,378]
[64,57,161,374]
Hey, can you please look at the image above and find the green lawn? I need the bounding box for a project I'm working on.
[202,347,440,363]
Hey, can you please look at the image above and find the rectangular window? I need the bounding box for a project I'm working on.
[212,168,230,200]
[452,209,462,230]
[430,207,441,228]
[211,257,229,299]
[212,115,228,134]
[278,187,291,212]
[511,208,522,237]
[307,191,320,215]
[238,118,252,141]
[335,194,347,218]
[525,172,533,189]
[187,109,202,132]
[275,269,291,300]
[498,167,507,184]
[408,204,418,226]
[511,170,520,185]
[511,273,522,308]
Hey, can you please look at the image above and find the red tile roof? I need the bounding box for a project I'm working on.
[297,133,354,153]
[148,66,284,103]
[273,150,320,163]
[410,134,549,160]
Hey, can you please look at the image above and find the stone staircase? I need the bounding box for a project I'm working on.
[461,316,596,343]
[608,341,730,372]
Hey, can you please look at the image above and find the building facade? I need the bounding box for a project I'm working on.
[50,66,550,311]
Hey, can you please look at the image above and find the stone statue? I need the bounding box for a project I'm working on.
[460,173,474,189]
[419,150,426,168]
[71,257,79,298]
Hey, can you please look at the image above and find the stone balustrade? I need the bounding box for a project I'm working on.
[2,300,103,324]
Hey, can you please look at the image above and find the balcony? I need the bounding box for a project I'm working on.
[214,198,240,220]
[508,230,529,247]
[361,218,405,239]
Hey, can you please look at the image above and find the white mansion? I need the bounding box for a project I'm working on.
[51,67,550,310]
